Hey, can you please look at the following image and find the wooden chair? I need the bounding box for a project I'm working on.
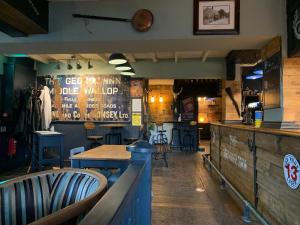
[70,146,85,167]
[84,122,103,149]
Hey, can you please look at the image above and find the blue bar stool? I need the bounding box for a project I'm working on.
[183,129,194,152]
[170,126,182,151]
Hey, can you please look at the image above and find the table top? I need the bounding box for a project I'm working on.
[98,124,128,128]
[34,131,63,136]
[70,145,131,161]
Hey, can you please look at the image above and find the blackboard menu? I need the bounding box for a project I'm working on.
[44,75,131,122]
[263,52,282,109]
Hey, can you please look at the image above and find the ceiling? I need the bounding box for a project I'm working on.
[26,50,229,64]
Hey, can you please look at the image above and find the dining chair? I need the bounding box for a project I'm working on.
[70,146,85,168]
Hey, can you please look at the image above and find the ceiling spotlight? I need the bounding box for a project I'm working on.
[108,53,127,65]
[56,62,61,70]
[88,60,93,69]
[120,68,135,76]
[76,61,82,70]
[67,62,73,70]
[115,62,131,71]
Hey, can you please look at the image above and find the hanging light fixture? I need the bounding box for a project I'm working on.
[76,60,82,69]
[120,68,135,76]
[115,62,131,71]
[88,60,93,69]
[108,53,127,65]
[67,60,73,70]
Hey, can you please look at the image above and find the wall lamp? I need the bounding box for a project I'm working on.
[88,60,93,69]
[150,96,155,103]
[159,96,163,103]
[76,60,82,70]
[67,60,73,70]
[108,53,127,65]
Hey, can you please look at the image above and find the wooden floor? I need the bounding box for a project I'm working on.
[152,141,252,225]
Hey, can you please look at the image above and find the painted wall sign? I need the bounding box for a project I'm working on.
[43,75,131,122]
[223,148,247,171]
[229,135,238,146]
[283,154,300,190]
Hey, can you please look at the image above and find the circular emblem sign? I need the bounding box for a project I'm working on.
[283,154,300,190]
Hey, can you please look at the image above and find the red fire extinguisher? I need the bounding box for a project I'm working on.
[8,138,17,156]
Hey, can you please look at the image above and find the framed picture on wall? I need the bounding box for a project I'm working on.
[193,0,240,35]
[287,0,300,57]
[181,97,195,120]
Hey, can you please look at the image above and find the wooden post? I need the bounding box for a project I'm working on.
[127,141,154,225]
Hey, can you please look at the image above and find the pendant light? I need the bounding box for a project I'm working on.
[115,62,132,71]
[120,68,135,76]
[88,60,93,69]
[108,53,127,65]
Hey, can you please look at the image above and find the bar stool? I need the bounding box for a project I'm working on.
[84,122,103,149]
[170,126,182,151]
[105,133,122,144]
[183,121,197,152]
[155,123,168,144]
[183,129,194,152]
[153,123,169,167]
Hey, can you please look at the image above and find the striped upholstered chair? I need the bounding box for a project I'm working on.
[0,168,107,225]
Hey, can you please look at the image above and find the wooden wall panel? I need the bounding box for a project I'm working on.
[210,125,220,169]
[255,132,300,225]
[219,126,255,204]
[148,85,173,123]
[283,58,300,127]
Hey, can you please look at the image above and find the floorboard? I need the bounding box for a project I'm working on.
[152,141,258,225]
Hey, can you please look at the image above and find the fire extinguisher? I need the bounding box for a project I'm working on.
[8,138,17,157]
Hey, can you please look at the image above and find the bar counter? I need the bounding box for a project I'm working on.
[210,123,300,225]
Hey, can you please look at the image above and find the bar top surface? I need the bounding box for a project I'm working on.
[210,123,300,138]
[70,145,131,160]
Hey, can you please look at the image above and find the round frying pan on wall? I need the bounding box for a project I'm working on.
[73,9,154,32]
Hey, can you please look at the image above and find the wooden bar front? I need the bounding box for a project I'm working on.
[210,123,300,225]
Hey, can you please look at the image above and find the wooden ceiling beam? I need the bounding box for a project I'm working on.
[47,55,66,64]
[174,52,179,63]
[28,54,48,64]
[151,52,158,63]
[96,54,108,63]
[202,51,209,62]
[124,53,136,63]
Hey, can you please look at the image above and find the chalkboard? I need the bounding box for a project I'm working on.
[263,52,281,109]
[43,75,131,122]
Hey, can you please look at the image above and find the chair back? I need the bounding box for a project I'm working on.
[70,146,85,167]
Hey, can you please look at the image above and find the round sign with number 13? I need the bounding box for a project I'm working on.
[283,154,300,190]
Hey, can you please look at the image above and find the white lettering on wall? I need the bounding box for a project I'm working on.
[223,148,247,171]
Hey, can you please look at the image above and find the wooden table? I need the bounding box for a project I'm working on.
[98,124,128,128]
[70,145,131,171]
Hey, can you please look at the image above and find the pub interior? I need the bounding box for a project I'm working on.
[0,1,299,225]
